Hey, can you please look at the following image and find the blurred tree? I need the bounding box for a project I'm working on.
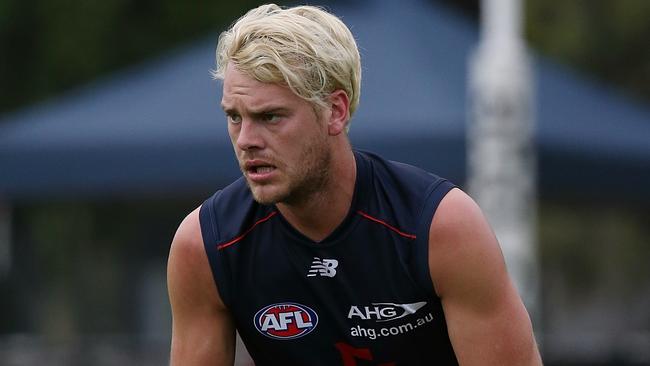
[0,0,284,115]
[525,0,650,104]
[3,198,198,335]
[1,0,648,116]
[431,0,650,104]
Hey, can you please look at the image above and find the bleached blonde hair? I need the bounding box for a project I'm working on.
[213,4,361,119]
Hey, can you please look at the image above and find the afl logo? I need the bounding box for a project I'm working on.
[254,303,318,340]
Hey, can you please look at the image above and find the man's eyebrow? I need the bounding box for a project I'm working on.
[219,104,289,115]
[251,106,289,114]
[221,103,234,113]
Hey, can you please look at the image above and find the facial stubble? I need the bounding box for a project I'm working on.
[246,133,332,207]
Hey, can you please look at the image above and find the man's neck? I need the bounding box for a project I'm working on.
[276,148,356,242]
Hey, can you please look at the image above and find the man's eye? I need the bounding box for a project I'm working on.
[262,114,280,123]
[227,114,242,124]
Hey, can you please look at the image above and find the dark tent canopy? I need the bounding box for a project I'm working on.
[1,0,649,201]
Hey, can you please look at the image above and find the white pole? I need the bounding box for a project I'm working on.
[467,0,539,324]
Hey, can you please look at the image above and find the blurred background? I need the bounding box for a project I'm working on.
[1,0,649,365]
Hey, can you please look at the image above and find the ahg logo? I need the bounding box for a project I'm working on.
[348,302,427,322]
[254,303,318,340]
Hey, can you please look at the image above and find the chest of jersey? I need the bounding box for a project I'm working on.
[218,214,457,365]
[202,150,459,364]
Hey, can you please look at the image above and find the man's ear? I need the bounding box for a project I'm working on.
[327,90,350,136]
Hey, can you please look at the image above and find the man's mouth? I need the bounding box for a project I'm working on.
[244,160,277,179]
[248,165,275,174]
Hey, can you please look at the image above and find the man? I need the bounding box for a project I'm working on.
[168,4,542,365]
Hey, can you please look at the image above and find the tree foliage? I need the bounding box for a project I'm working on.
[0,0,276,115]
[1,0,649,116]
[526,0,650,103]
[433,0,650,104]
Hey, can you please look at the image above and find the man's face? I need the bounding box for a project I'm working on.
[221,66,332,205]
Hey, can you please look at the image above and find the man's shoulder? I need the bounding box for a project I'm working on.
[354,150,456,244]
[356,149,448,188]
[170,207,206,271]
[356,149,453,208]
[175,207,202,240]
[204,176,250,205]
[201,177,253,220]
[199,177,274,247]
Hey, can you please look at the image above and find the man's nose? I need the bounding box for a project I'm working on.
[236,119,264,151]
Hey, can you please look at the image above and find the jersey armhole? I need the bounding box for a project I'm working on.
[199,192,233,309]
[413,179,456,297]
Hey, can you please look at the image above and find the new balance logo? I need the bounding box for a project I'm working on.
[307,257,339,277]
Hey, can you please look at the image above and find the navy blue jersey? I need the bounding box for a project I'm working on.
[200,150,458,365]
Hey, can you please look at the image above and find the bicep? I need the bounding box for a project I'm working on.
[429,189,541,365]
[167,207,236,365]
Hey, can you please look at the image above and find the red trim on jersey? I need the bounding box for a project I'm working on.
[217,211,278,250]
[357,210,417,240]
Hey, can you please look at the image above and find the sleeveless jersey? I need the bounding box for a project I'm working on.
[200,150,458,365]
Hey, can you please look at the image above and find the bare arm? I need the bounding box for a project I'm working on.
[167,207,236,365]
[429,188,542,365]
